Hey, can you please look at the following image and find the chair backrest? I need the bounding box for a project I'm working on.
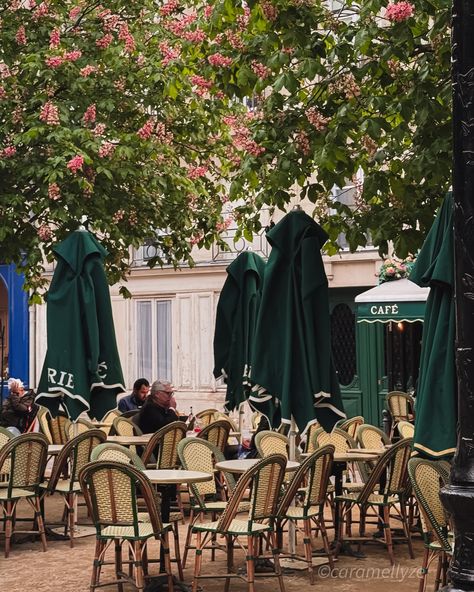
[338,416,364,440]
[112,416,143,437]
[217,454,287,531]
[91,443,146,470]
[356,438,413,504]
[141,421,187,469]
[278,445,334,516]
[254,430,289,458]
[197,419,232,453]
[251,411,263,430]
[177,437,220,507]
[408,458,451,551]
[0,433,49,497]
[79,461,165,537]
[304,421,320,453]
[356,424,390,449]
[47,429,107,493]
[67,418,96,439]
[398,421,415,439]
[312,427,357,453]
[386,391,414,422]
[36,406,53,443]
[195,408,220,427]
[213,412,238,432]
[38,409,71,445]
[100,409,120,435]
[0,426,13,449]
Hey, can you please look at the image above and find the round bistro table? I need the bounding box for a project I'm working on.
[215,458,300,474]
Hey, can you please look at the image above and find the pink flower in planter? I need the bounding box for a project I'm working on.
[67,155,84,174]
[385,2,414,22]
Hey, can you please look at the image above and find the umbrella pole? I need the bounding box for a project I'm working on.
[440,3,474,590]
[288,418,297,556]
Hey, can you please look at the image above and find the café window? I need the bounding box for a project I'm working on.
[136,299,172,382]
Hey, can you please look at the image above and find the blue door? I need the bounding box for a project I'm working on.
[0,264,29,400]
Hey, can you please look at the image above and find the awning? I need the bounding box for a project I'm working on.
[355,278,430,323]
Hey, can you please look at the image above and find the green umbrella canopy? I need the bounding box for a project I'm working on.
[249,210,345,433]
[213,251,266,411]
[410,193,457,459]
[36,231,125,420]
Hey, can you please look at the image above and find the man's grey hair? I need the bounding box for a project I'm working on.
[150,380,173,395]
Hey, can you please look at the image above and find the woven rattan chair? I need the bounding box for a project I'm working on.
[178,437,241,568]
[251,411,263,430]
[386,391,415,439]
[112,416,143,453]
[255,430,289,458]
[79,461,174,592]
[277,445,335,583]
[335,438,414,565]
[192,454,287,592]
[338,416,364,440]
[40,429,106,546]
[37,408,71,444]
[356,424,391,449]
[197,419,232,454]
[91,443,146,469]
[0,427,13,481]
[66,418,96,440]
[141,422,187,469]
[398,420,415,439]
[303,421,320,453]
[100,408,120,436]
[195,408,220,427]
[408,458,452,592]
[0,433,49,557]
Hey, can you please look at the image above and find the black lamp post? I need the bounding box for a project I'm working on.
[440,2,474,590]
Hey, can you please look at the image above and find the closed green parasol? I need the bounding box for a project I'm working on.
[410,193,457,459]
[213,251,266,411]
[249,210,345,433]
[36,231,125,420]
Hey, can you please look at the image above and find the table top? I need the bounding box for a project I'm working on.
[347,448,385,455]
[334,452,379,462]
[107,434,152,446]
[48,444,64,455]
[215,459,300,474]
[143,469,212,485]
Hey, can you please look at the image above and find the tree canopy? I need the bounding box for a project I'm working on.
[0,0,452,297]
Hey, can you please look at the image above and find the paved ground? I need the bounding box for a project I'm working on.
[1,496,432,592]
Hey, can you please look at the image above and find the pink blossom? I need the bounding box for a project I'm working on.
[45,56,64,68]
[0,63,11,79]
[39,101,60,125]
[183,29,206,43]
[92,123,106,136]
[0,87,6,99]
[386,266,396,275]
[160,0,180,16]
[137,119,155,140]
[37,225,52,241]
[155,122,173,144]
[67,154,84,174]
[226,31,244,51]
[96,34,113,49]
[305,107,329,131]
[188,165,208,179]
[203,4,213,18]
[159,41,181,66]
[48,183,61,200]
[64,50,82,61]
[69,6,81,20]
[190,75,212,90]
[0,146,16,158]
[261,0,278,21]
[80,65,97,77]
[295,130,311,155]
[236,6,250,30]
[190,232,204,245]
[49,28,60,49]
[251,60,271,79]
[15,26,27,45]
[112,209,125,223]
[83,104,96,125]
[98,141,115,158]
[385,2,414,22]
[118,23,135,53]
[32,2,48,20]
[208,53,233,67]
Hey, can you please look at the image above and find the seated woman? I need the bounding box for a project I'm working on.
[0,378,39,436]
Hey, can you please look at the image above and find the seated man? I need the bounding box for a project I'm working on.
[135,380,178,434]
[118,378,150,413]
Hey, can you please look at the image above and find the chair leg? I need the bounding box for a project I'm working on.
[4,500,13,558]
[192,531,203,592]
[418,547,429,592]
[33,496,48,552]
[271,532,286,592]
[162,532,174,592]
[318,513,334,569]
[90,539,104,591]
[400,500,414,559]
[134,541,144,592]
[434,553,443,591]
[302,519,314,584]
[183,509,197,568]
[246,536,255,592]
[68,493,76,548]
[172,522,184,581]
[383,506,395,565]
[224,534,233,592]
[115,540,124,592]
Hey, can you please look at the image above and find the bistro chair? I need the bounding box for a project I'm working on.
[40,429,106,546]
[277,445,335,583]
[0,427,13,481]
[178,437,242,568]
[91,443,146,470]
[398,420,415,439]
[141,422,187,469]
[79,461,174,592]
[338,416,364,440]
[335,438,414,565]
[37,407,71,444]
[100,408,121,435]
[112,416,143,454]
[386,391,415,439]
[191,454,287,592]
[408,458,452,592]
[357,424,391,449]
[66,417,96,440]
[197,419,232,454]
[195,408,220,427]
[255,430,289,458]
[303,421,320,453]
[0,433,49,557]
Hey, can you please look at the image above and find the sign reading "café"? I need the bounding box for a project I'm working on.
[370,304,399,315]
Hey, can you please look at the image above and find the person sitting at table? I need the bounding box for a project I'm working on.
[134,380,178,434]
[118,378,150,413]
[0,378,39,436]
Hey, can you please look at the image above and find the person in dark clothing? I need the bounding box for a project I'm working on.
[134,380,178,434]
[0,378,39,434]
[118,378,150,413]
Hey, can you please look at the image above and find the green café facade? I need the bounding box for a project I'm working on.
[335,279,430,426]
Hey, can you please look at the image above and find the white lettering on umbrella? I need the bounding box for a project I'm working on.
[369,304,399,315]
[97,362,108,380]
[47,367,74,388]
